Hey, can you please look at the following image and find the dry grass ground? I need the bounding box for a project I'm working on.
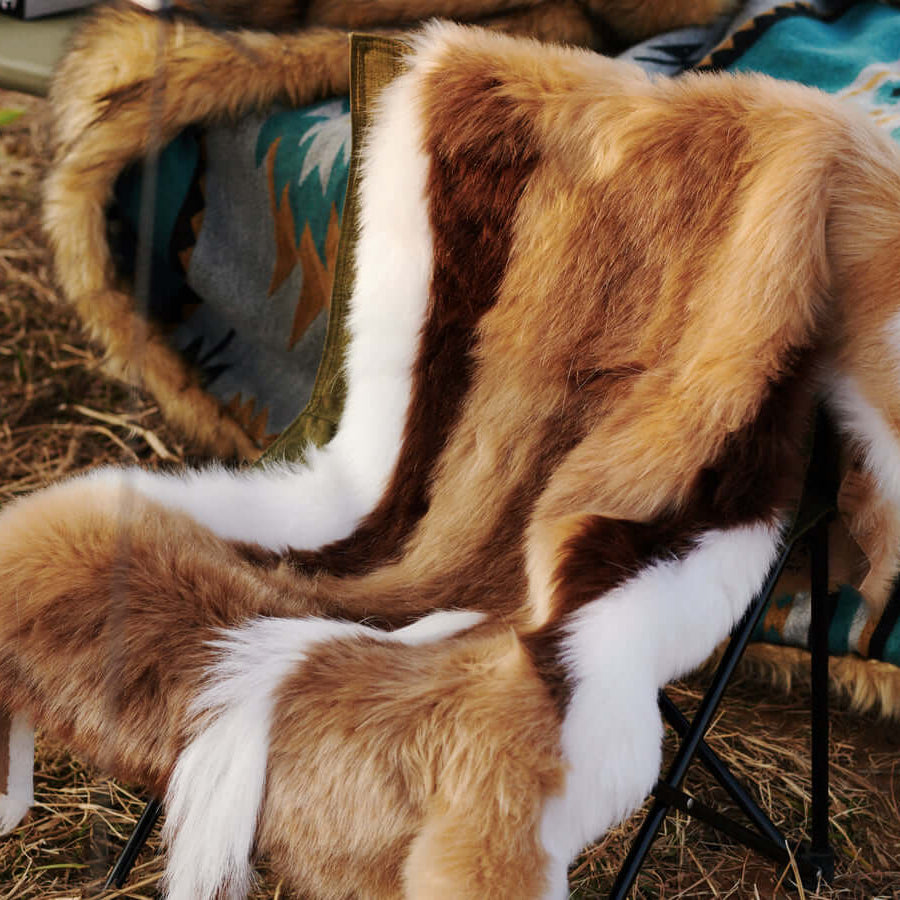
[0,88,898,899]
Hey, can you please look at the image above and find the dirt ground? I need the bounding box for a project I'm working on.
[0,87,898,899]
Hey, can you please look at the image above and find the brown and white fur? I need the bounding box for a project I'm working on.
[6,23,900,899]
[45,0,735,458]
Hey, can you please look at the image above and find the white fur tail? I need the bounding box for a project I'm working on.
[162,610,484,900]
[0,712,35,835]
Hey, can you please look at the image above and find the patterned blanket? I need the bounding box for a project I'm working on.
[78,1,900,711]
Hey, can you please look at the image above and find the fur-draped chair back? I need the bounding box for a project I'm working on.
[43,0,734,459]
[3,23,900,898]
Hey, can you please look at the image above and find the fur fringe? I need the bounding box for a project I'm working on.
[705,644,900,722]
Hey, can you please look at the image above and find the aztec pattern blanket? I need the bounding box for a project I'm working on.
[113,97,350,441]
[42,0,900,711]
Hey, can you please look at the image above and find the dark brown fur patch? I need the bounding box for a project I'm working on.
[521,624,571,712]
[554,353,820,617]
[231,540,285,569]
[286,68,540,578]
[0,488,339,798]
[95,80,154,127]
[424,415,587,620]
[292,405,589,632]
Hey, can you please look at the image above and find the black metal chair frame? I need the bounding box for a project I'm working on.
[610,409,840,897]
[106,414,841,895]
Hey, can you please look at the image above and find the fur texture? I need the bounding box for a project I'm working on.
[45,0,734,458]
[4,22,900,898]
[163,610,485,899]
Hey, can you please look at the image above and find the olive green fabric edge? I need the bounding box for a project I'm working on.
[261,34,410,465]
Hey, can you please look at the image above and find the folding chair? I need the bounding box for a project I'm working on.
[609,408,840,896]
[94,16,850,888]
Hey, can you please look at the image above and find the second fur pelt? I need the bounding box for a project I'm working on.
[44,0,734,458]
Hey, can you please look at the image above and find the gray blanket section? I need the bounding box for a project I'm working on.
[179,113,330,435]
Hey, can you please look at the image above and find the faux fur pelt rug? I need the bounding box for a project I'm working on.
[4,24,900,897]
[44,0,734,459]
[43,3,900,716]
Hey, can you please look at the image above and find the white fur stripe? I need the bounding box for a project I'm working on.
[86,64,433,553]
[162,609,484,900]
[539,521,783,871]
[828,373,900,508]
[0,713,34,835]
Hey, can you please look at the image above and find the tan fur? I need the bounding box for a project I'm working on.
[7,25,900,897]
[0,478,325,793]
[46,0,733,457]
[261,632,563,898]
[0,479,562,898]
[280,48,865,630]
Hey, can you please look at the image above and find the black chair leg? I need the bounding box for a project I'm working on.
[608,539,795,899]
[104,797,163,890]
[659,693,787,852]
[799,515,835,886]
[609,507,837,898]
